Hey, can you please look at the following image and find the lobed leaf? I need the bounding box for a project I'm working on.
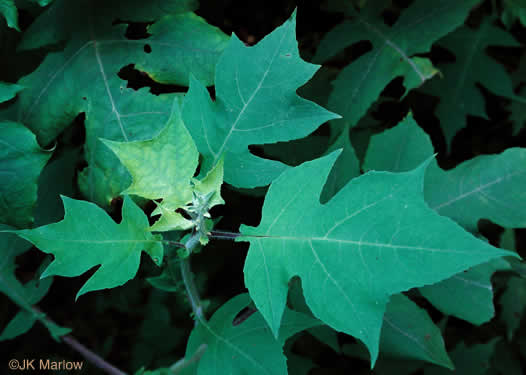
[184,293,320,375]
[423,21,521,150]
[239,151,514,365]
[315,0,479,128]
[182,11,339,188]
[9,1,228,207]
[11,196,163,298]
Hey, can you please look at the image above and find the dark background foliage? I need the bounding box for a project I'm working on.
[1,0,525,374]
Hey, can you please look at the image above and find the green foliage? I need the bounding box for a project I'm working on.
[182,11,339,188]
[1,1,526,374]
[239,151,513,364]
[11,196,163,298]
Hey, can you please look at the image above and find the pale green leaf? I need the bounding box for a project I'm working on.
[10,1,228,207]
[240,152,513,365]
[381,294,452,369]
[184,293,320,375]
[182,11,339,188]
[12,195,164,298]
[102,98,198,208]
[0,121,52,228]
[315,0,477,128]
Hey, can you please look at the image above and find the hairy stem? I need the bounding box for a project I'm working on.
[62,335,128,375]
[30,307,128,375]
[180,232,205,324]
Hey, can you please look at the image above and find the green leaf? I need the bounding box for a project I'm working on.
[0,121,52,228]
[362,115,520,324]
[239,152,514,365]
[424,339,498,375]
[0,81,23,102]
[420,258,510,325]
[19,0,198,51]
[381,294,452,369]
[425,148,526,233]
[364,114,526,233]
[10,1,228,207]
[11,195,164,298]
[423,21,521,150]
[182,11,339,188]
[0,0,19,31]
[499,276,526,341]
[363,113,433,173]
[315,0,477,127]
[320,123,360,202]
[0,225,70,340]
[102,98,198,208]
[184,293,320,375]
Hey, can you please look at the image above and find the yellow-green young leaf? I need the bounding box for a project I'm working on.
[314,0,477,128]
[192,157,225,210]
[11,196,163,299]
[239,152,515,366]
[102,98,198,209]
[0,121,52,228]
[0,225,70,341]
[9,0,228,207]
[184,293,320,375]
[182,10,339,188]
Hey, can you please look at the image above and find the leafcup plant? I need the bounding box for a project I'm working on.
[1,0,526,374]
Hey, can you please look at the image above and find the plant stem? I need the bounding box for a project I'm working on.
[62,335,128,375]
[180,232,205,324]
[169,344,207,374]
[30,307,128,375]
[209,230,241,240]
[161,239,186,248]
